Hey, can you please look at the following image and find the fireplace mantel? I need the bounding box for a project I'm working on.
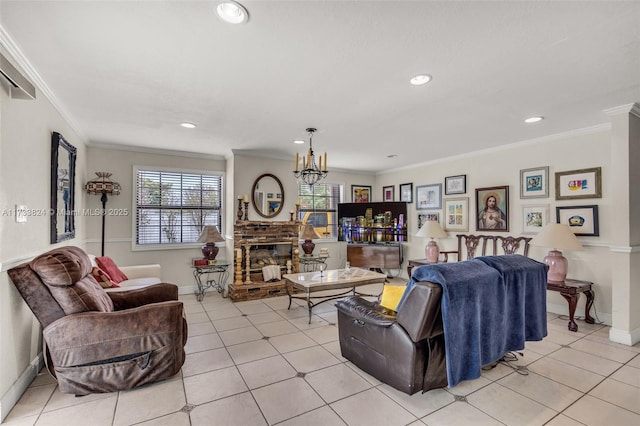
[229,220,301,301]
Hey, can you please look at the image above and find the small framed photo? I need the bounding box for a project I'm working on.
[276,193,281,199]
[418,213,439,230]
[476,185,509,232]
[399,183,413,203]
[520,166,549,199]
[522,204,549,234]
[416,184,442,210]
[555,167,602,200]
[443,197,469,232]
[556,205,599,236]
[445,174,466,195]
[351,185,372,203]
[383,185,395,202]
[267,193,274,198]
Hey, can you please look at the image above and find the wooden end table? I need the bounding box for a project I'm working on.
[547,278,595,332]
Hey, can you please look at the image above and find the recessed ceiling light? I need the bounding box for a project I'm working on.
[293,140,305,144]
[387,154,398,158]
[216,1,249,24]
[410,74,432,86]
[180,122,196,129]
[524,116,544,124]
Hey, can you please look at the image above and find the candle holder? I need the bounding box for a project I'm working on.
[289,211,294,221]
[243,201,249,221]
[236,198,244,222]
[295,204,300,221]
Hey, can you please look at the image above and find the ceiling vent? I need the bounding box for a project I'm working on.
[0,53,35,100]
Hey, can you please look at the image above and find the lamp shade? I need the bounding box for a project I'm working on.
[197,226,225,260]
[530,224,583,251]
[197,226,225,244]
[415,221,448,239]
[85,172,121,195]
[300,224,321,240]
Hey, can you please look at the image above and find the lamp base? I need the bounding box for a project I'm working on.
[301,239,315,256]
[425,240,440,263]
[202,243,219,260]
[544,249,567,283]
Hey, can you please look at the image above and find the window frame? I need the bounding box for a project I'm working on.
[132,165,226,251]
[297,181,343,241]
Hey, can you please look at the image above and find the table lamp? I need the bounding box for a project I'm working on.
[530,223,583,283]
[197,226,225,260]
[299,224,321,256]
[415,221,448,263]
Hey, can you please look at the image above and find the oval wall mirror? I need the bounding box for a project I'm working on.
[252,173,284,218]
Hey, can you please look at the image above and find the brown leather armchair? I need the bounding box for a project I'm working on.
[8,246,187,395]
[335,280,447,395]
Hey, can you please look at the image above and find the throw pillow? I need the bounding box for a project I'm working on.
[91,266,118,288]
[379,284,407,312]
[95,256,128,284]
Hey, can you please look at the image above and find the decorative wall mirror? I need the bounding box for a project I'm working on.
[50,132,77,243]
[252,173,284,218]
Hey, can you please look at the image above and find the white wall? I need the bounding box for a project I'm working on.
[376,129,614,323]
[233,154,375,271]
[0,46,87,420]
[85,147,227,292]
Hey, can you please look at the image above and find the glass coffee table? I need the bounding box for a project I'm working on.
[283,268,387,323]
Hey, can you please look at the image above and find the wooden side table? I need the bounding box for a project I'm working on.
[547,278,595,332]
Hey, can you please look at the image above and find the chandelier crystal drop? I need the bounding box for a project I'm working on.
[293,127,328,186]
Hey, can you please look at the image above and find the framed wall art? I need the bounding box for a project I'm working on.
[383,185,395,202]
[521,204,549,234]
[475,185,509,232]
[443,197,469,232]
[555,167,602,200]
[418,213,439,229]
[416,183,442,210]
[445,174,466,195]
[520,166,549,199]
[399,183,413,203]
[351,185,372,203]
[556,205,599,236]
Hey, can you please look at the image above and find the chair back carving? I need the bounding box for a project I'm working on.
[457,234,531,261]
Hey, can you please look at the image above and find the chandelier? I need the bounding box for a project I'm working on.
[293,127,328,186]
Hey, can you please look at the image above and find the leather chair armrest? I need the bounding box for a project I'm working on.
[43,301,186,367]
[107,283,178,310]
[335,296,397,327]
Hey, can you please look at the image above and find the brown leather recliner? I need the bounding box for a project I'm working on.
[8,246,188,395]
[335,281,447,395]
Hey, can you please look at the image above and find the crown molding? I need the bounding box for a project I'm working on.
[0,25,87,142]
[603,102,640,118]
[378,123,611,175]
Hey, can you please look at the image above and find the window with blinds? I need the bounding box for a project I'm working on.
[135,168,223,246]
[298,182,342,239]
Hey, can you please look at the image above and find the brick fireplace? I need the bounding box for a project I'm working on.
[228,220,301,301]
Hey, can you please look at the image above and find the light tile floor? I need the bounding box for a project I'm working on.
[4,281,640,426]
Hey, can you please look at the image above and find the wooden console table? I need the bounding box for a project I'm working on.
[547,278,595,332]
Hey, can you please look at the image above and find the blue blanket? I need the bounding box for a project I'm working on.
[400,255,547,387]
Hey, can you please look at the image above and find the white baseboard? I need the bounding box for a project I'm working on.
[609,326,640,346]
[0,354,43,422]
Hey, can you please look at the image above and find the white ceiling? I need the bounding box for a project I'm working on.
[1,1,639,173]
